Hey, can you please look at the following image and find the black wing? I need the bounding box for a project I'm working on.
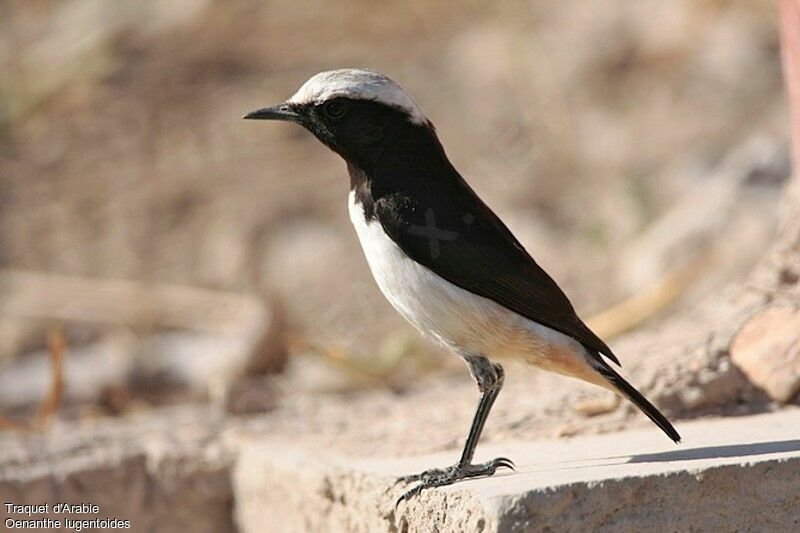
[374,180,620,366]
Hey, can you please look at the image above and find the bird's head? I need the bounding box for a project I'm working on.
[244,69,433,170]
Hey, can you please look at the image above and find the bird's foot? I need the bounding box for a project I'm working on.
[395,457,514,506]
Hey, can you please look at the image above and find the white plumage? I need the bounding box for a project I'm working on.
[288,69,428,124]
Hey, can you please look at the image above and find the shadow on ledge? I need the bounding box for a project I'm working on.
[625,439,800,464]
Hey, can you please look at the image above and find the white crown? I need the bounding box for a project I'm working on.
[287,69,427,124]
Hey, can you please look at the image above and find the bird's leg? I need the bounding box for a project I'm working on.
[396,357,513,504]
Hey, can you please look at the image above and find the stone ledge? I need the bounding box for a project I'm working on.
[234,409,800,532]
[0,408,236,533]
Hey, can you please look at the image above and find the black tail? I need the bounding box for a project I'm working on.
[593,360,681,443]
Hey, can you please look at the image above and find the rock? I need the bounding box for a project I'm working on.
[233,409,800,533]
[731,307,800,403]
[3,393,800,533]
[0,407,234,533]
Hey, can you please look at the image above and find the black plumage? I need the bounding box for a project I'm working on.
[347,117,622,367]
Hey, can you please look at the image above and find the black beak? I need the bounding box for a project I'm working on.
[243,103,300,122]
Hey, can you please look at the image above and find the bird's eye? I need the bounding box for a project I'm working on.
[323,100,349,119]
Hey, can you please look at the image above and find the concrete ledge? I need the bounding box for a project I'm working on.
[234,409,800,532]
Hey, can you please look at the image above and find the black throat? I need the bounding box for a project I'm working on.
[346,120,461,224]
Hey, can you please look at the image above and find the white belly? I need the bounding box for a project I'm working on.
[348,193,493,351]
[346,192,594,375]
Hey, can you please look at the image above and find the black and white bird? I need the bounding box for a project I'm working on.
[244,69,680,501]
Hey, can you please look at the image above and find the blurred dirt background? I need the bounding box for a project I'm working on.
[0,0,795,448]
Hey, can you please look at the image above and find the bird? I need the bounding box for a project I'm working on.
[244,68,680,502]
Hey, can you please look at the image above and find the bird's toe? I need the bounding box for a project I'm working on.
[394,457,515,507]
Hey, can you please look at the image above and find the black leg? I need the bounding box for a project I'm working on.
[395,357,513,505]
[458,363,504,466]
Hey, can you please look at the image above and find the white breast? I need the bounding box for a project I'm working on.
[347,192,584,365]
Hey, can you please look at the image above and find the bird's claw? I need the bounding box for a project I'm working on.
[491,456,515,471]
[394,457,515,508]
